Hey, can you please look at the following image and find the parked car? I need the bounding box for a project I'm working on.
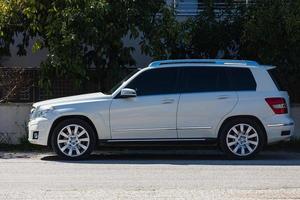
[28,59,295,159]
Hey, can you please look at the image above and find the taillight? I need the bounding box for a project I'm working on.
[265,97,288,114]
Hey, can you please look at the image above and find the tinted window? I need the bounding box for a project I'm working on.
[267,69,283,91]
[126,68,178,96]
[180,67,231,93]
[227,68,257,91]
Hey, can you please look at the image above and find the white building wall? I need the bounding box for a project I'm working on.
[1,36,153,68]
[1,35,48,68]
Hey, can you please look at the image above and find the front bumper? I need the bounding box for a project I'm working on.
[28,118,52,146]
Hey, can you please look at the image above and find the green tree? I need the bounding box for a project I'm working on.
[139,6,184,60]
[241,0,300,101]
[141,0,247,59]
[0,0,168,91]
[187,0,247,59]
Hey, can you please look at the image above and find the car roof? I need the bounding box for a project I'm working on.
[148,59,275,69]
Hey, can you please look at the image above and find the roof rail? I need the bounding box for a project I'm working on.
[148,59,259,67]
[262,65,276,70]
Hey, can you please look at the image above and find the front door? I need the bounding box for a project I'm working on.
[110,67,179,139]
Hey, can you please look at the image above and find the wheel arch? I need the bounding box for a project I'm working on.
[217,115,268,146]
[47,115,98,148]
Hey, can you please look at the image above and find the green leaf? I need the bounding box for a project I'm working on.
[32,39,43,53]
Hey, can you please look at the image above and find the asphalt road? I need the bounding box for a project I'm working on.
[1,150,300,200]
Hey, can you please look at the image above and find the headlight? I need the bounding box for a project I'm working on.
[36,109,52,118]
[31,106,54,119]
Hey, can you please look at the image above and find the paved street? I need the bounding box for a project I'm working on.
[1,150,300,199]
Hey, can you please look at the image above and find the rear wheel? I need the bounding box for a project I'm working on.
[220,118,265,159]
[51,118,96,160]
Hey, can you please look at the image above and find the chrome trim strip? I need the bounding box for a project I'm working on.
[112,127,175,132]
[267,122,294,127]
[178,126,212,130]
[112,126,212,132]
[106,138,207,142]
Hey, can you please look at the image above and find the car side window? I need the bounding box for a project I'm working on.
[227,68,257,91]
[125,68,178,96]
[179,67,231,93]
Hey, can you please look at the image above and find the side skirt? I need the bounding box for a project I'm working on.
[98,138,218,148]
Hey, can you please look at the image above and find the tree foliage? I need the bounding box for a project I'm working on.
[242,0,300,66]
[241,0,300,101]
[0,0,299,101]
[141,0,248,60]
[142,0,300,101]
[0,0,168,91]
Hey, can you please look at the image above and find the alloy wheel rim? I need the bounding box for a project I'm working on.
[226,123,259,156]
[57,124,90,157]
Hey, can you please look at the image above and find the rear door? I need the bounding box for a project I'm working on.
[177,67,238,139]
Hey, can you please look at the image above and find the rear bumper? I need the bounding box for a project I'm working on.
[264,117,294,144]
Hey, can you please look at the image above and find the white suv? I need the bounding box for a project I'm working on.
[28,59,294,159]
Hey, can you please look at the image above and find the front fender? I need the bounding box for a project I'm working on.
[51,100,111,140]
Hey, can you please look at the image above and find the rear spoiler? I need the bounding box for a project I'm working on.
[261,65,277,70]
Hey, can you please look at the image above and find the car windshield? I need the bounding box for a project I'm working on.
[105,69,140,95]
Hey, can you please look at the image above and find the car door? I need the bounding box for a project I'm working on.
[177,67,238,139]
[110,67,180,139]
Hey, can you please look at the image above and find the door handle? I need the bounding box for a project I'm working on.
[161,98,175,104]
[217,95,230,100]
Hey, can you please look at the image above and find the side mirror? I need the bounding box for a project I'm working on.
[120,88,137,98]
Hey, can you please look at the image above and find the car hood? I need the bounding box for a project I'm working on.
[33,92,111,108]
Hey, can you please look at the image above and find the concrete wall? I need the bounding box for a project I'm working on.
[0,103,31,144]
[0,103,299,144]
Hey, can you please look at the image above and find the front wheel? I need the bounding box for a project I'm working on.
[219,118,265,159]
[51,118,96,160]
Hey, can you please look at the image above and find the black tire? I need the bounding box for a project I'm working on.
[219,118,265,159]
[51,118,96,160]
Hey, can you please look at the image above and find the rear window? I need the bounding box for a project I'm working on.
[179,67,231,93]
[227,68,257,91]
[267,69,284,91]
[179,67,256,93]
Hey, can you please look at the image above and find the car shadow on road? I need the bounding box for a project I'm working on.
[40,149,300,166]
